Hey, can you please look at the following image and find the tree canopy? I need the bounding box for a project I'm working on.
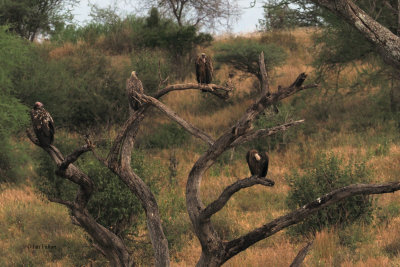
[0,0,76,41]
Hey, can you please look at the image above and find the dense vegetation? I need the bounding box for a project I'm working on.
[1,2,400,266]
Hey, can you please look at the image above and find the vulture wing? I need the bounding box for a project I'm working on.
[260,152,269,177]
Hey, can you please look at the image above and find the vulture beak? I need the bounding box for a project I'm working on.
[254,153,261,161]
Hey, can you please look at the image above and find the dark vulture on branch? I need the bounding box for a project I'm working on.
[30,102,54,146]
[126,71,144,111]
[195,53,213,85]
[246,149,269,177]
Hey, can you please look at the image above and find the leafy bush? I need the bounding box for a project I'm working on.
[130,49,171,95]
[13,45,129,131]
[286,154,373,236]
[34,135,157,238]
[0,27,30,181]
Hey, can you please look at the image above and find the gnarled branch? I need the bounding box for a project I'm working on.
[199,176,275,222]
[58,143,93,171]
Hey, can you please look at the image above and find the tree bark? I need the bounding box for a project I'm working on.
[310,0,400,70]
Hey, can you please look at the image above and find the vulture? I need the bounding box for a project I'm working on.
[126,71,144,111]
[246,149,269,178]
[195,53,213,85]
[30,102,54,146]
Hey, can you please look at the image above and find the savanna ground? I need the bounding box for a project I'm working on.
[2,28,400,266]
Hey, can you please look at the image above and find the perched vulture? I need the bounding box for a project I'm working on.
[126,71,144,111]
[195,53,213,85]
[246,149,269,178]
[30,102,54,146]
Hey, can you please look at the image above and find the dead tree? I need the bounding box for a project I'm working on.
[27,51,400,266]
[140,53,400,266]
[27,81,233,266]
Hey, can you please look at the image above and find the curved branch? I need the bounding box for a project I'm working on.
[59,143,92,171]
[199,176,275,221]
[223,182,400,262]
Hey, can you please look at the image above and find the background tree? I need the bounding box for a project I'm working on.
[214,38,287,91]
[260,0,321,31]
[137,0,241,31]
[0,0,76,41]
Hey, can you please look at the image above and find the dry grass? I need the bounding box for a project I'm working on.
[0,184,98,266]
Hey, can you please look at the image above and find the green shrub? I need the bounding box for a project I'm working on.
[34,135,152,238]
[286,154,373,236]
[13,45,128,131]
[0,27,30,181]
[130,49,171,95]
[248,103,299,151]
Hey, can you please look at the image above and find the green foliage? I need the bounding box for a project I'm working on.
[81,159,142,237]
[0,27,30,181]
[159,187,190,252]
[286,154,373,236]
[13,45,128,130]
[130,49,171,95]
[140,123,190,149]
[34,135,156,237]
[0,0,75,41]
[214,38,287,83]
[260,0,321,31]
[249,103,299,151]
